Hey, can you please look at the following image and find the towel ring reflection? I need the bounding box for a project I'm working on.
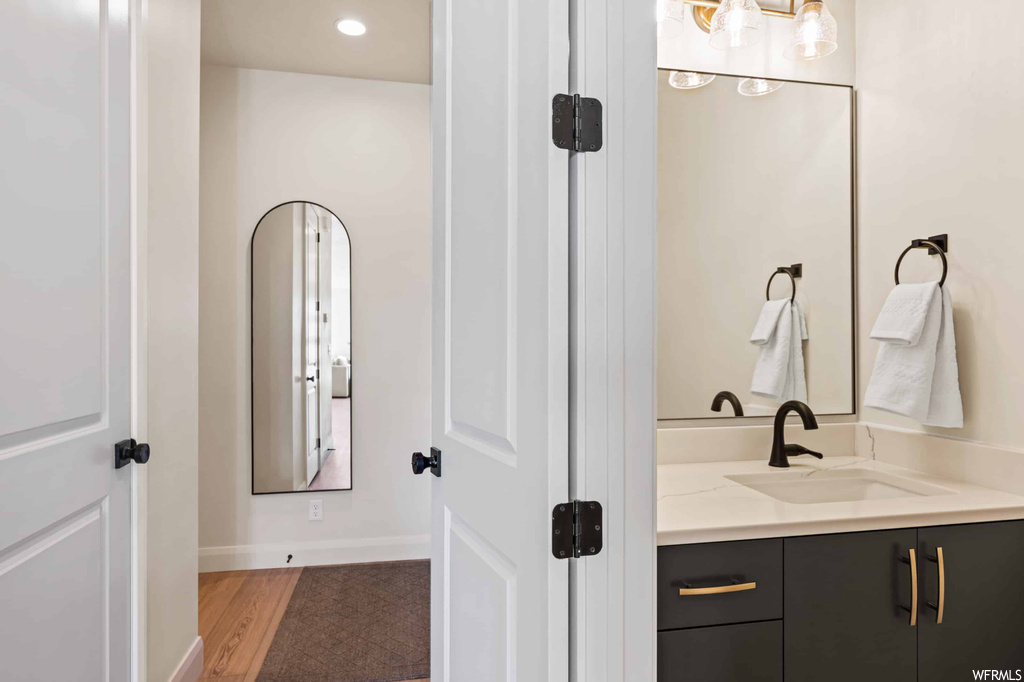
[766,264,801,303]
[894,238,948,287]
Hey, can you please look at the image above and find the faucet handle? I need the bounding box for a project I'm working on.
[784,443,823,460]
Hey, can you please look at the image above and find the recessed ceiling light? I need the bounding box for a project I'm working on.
[335,19,366,36]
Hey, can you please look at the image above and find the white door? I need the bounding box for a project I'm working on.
[429,0,569,679]
[303,206,321,486]
[0,1,133,681]
[318,214,334,450]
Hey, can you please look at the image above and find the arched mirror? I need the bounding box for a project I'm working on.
[251,202,352,493]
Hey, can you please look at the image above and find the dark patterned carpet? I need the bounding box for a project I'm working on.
[255,561,430,682]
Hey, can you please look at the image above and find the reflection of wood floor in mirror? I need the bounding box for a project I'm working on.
[310,398,351,491]
[198,567,429,682]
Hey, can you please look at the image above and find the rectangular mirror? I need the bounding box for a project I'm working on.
[657,72,854,421]
[252,201,352,492]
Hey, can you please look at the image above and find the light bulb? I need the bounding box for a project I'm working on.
[668,71,716,89]
[335,19,366,36]
[709,0,764,50]
[737,78,783,96]
[783,2,837,61]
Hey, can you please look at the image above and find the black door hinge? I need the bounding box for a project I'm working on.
[552,94,603,152]
[552,500,603,559]
[316,437,321,449]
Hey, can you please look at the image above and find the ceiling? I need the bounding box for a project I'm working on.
[201,0,430,85]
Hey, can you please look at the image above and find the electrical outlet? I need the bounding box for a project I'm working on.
[309,499,323,521]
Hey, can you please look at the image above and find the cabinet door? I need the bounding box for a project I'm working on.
[918,520,1024,679]
[658,621,782,682]
[785,530,918,682]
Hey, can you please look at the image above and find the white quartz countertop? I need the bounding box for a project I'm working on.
[658,456,1024,546]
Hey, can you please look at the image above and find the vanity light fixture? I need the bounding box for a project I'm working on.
[737,77,784,96]
[783,1,838,60]
[335,19,366,36]
[685,0,838,61]
[668,71,716,89]
[708,0,764,50]
[657,0,686,40]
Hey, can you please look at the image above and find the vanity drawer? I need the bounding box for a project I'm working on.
[658,621,783,682]
[657,538,782,630]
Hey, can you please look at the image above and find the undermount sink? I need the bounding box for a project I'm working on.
[725,468,956,504]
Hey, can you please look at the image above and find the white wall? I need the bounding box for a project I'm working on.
[145,0,201,678]
[331,215,352,362]
[198,66,431,570]
[855,0,1024,452]
[658,0,856,86]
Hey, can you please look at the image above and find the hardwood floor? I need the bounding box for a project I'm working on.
[309,398,351,491]
[198,567,429,682]
[198,568,301,681]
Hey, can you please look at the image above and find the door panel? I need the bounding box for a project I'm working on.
[304,207,320,485]
[0,0,133,679]
[318,216,333,450]
[430,0,569,678]
[918,521,1024,679]
[785,530,918,682]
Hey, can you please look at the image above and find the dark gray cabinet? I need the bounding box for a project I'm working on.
[657,520,1024,681]
[784,529,918,682]
[918,521,1024,680]
[659,622,782,682]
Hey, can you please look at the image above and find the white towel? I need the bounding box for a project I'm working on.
[750,300,808,403]
[750,299,789,345]
[864,283,963,428]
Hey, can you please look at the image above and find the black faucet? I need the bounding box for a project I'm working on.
[769,400,823,468]
[711,391,744,417]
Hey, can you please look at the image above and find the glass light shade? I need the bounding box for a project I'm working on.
[709,0,764,50]
[668,71,716,89]
[784,1,838,61]
[657,0,685,40]
[737,78,784,96]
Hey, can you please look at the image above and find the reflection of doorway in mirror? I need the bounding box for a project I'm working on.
[310,211,352,491]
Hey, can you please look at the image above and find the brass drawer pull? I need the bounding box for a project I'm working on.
[678,579,757,596]
[926,547,945,624]
[898,549,918,627]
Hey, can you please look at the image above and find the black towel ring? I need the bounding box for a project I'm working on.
[894,239,948,287]
[766,267,796,303]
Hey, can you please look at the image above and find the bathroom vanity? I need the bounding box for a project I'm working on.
[657,459,1024,681]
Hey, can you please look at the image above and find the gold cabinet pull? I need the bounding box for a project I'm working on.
[898,549,918,626]
[926,547,945,624]
[678,580,756,596]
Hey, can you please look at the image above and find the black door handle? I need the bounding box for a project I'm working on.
[306,376,316,382]
[114,439,150,469]
[411,447,442,477]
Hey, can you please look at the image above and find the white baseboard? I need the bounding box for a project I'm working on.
[168,636,203,682]
[198,534,430,572]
